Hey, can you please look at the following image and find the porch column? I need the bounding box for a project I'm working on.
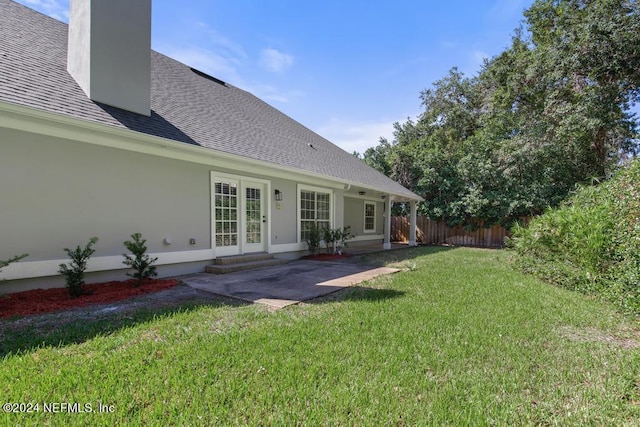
[409,200,417,246]
[383,195,392,249]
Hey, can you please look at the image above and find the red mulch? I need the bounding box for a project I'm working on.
[0,279,179,319]
[301,253,353,261]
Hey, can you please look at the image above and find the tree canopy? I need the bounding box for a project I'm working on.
[359,0,640,226]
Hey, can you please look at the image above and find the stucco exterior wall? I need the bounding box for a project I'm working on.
[343,197,384,240]
[269,177,298,245]
[1,128,359,289]
[0,126,395,290]
[1,129,212,261]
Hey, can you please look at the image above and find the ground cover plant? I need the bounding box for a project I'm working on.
[510,159,640,315]
[1,247,639,425]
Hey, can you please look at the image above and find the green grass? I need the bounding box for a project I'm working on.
[2,247,639,425]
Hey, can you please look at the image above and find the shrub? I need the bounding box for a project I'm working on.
[322,227,335,254]
[0,254,28,279]
[509,159,640,314]
[122,233,158,286]
[332,226,353,255]
[305,222,322,256]
[59,237,98,298]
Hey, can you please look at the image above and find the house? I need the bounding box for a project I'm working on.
[0,0,420,292]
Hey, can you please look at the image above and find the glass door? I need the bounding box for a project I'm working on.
[244,182,266,253]
[213,179,240,256]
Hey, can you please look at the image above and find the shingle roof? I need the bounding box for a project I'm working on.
[0,0,420,200]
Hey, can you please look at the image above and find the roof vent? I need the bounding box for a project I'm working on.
[190,68,227,86]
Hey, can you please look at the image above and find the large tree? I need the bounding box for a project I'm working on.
[363,0,639,226]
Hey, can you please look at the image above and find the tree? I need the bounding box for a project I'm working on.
[360,0,640,226]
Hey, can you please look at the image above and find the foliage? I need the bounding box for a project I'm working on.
[322,227,335,254]
[332,226,353,254]
[510,159,640,314]
[304,222,322,255]
[123,233,158,287]
[361,0,640,226]
[0,254,28,276]
[320,226,353,254]
[58,237,98,298]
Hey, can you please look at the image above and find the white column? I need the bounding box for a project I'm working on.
[383,195,392,249]
[409,200,417,246]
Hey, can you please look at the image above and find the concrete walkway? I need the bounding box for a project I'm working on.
[180,260,400,309]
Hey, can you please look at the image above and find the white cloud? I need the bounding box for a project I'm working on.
[259,48,294,73]
[471,49,490,71]
[252,84,292,103]
[164,46,245,87]
[315,118,400,155]
[487,0,530,23]
[20,0,69,21]
[195,22,248,60]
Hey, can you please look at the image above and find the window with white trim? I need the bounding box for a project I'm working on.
[300,188,331,241]
[364,202,376,233]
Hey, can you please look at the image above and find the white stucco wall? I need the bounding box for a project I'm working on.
[0,127,350,289]
[1,128,211,261]
[0,123,393,290]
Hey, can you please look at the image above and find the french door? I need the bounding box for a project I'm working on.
[213,176,267,256]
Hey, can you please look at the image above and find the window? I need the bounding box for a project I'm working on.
[214,181,238,246]
[245,187,261,244]
[364,202,376,233]
[299,188,331,241]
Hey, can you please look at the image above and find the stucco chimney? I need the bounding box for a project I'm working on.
[67,0,151,116]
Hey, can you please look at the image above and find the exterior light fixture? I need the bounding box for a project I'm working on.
[358,191,366,196]
[275,189,283,201]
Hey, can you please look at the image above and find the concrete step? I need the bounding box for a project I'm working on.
[206,255,288,274]
[212,252,274,265]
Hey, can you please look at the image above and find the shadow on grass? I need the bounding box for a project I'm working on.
[305,286,405,305]
[352,244,455,267]
[0,285,247,358]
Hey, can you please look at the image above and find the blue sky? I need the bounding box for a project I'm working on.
[17,0,534,154]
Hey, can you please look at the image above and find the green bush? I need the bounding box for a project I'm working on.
[305,222,322,256]
[509,160,640,314]
[59,237,98,298]
[0,254,28,280]
[322,227,335,254]
[332,226,353,255]
[122,233,158,286]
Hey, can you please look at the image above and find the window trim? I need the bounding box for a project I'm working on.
[363,201,376,233]
[297,184,333,243]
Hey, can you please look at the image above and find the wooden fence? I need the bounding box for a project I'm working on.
[391,216,515,248]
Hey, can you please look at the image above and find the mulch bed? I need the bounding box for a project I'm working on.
[0,279,179,319]
[301,253,354,261]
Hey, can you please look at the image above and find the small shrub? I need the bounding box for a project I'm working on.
[0,254,28,279]
[305,222,322,256]
[323,227,335,254]
[332,226,353,255]
[59,237,98,298]
[123,233,158,286]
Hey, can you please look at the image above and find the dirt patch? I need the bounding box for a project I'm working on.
[559,325,640,349]
[0,279,181,319]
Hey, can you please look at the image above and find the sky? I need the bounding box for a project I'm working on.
[16,0,535,155]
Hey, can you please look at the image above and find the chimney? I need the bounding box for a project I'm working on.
[67,0,151,116]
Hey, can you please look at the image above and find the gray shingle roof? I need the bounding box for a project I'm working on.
[0,0,420,200]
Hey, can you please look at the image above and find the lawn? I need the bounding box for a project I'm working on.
[1,247,639,425]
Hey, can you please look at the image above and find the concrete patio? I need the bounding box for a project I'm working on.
[180,259,400,310]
